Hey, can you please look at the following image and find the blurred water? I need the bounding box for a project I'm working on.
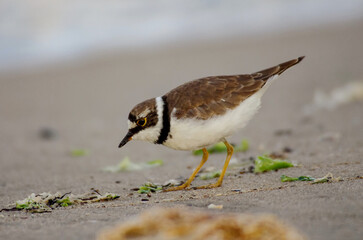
[0,0,362,72]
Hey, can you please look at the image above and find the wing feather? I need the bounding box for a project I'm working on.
[165,56,304,120]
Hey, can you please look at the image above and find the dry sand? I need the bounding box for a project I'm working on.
[0,20,363,240]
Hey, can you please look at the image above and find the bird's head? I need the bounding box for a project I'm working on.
[118,98,161,148]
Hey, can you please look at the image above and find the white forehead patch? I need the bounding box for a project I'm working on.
[138,108,151,118]
[128,120,137,129]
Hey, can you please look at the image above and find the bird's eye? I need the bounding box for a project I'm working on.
[136,118,147,127]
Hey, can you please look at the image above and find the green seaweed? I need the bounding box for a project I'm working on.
[15,200,42,210]
[312,173,339,184]
[281,175,314,182]
[193,139,249,155]
[199,171,221,180]
[57,197,72,207]
[235,139,249,152]
[146,159,164,166]
[105,194,120,200]
[254,155,294,173]
[192,149,204,155]
[70,149,88,157]
[137,182,162,194]
[3,191,120,213]
[103,157,164,172]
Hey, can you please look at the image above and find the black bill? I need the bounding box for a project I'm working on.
[118,131,133,148]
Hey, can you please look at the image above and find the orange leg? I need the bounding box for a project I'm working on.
[164,148,209,191]
[196,140,234,189]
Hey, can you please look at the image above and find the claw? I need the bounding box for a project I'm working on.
[163,183,190,192]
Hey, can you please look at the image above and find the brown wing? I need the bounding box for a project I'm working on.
[165,56,304,120]
[165,75,264,120]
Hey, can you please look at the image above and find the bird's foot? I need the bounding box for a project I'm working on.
[163,183,190,192]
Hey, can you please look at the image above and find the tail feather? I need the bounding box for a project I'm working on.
[252,56,305,81]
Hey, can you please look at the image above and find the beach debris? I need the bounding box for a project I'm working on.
[254,155,294,173]
[207,204,223,209]
[199,170,221,180]
[70,149,89,157]
[1,190,119,213]
[280,173,342,184]
[235,139,249,152]
[318,132,341,142]
[136,178,188,194]
[312,172,342,184]
[304,81,363,114]
[97,207,306,240]
[163,178,185,187]
[239,165,255,174]
[231,189,242,192]
[283,146,293,153]
[193,142,225,155]
[136,182,163,194]
[193,139,249,155]
[102,157,163,172]
[227,156,255,172]
[268,152,287,159]
[39,127,57,140]
[281,175,314,182]
[274,128,292,136]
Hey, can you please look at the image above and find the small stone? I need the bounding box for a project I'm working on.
[39,127,57,140]
[208,204,223,209]
[283,147,293,153]
[274,129,292,136]
[248,166,255,173]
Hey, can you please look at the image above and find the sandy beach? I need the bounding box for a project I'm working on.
[0,19,362,240]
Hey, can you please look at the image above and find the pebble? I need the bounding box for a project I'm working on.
[208,204,223,209]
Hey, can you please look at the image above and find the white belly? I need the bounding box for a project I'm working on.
[164,82,273,150]
[163,77,276,151]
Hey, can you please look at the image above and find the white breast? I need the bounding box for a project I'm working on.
[163,76,276,150]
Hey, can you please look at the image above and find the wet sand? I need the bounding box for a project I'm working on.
[0,20,362,240]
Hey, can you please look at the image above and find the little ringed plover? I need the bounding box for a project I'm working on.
[119,56,304,191]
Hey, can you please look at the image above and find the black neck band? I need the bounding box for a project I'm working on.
[156,96,170,144]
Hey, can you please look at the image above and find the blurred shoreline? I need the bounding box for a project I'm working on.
[1,18,362,79]
[1,0,363,73]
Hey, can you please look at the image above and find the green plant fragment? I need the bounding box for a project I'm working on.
[254,155,294,173]
[103,157,164,172]
[146,159,164,166]
[105,194,120,200]
[70,149,88,157]
[137,182,163,194]
[57,197,72,207]
[192,149,204,155]
[209,142,227,153]
[281,175,314,182]
[312,173,335,184]
[235,139,249,152]
[199,171,221,180]
[3,190,120,213]
[193,139,249,155]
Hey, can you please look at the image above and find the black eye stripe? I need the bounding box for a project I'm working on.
[129,111,157,129]
[129,126,143,135]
